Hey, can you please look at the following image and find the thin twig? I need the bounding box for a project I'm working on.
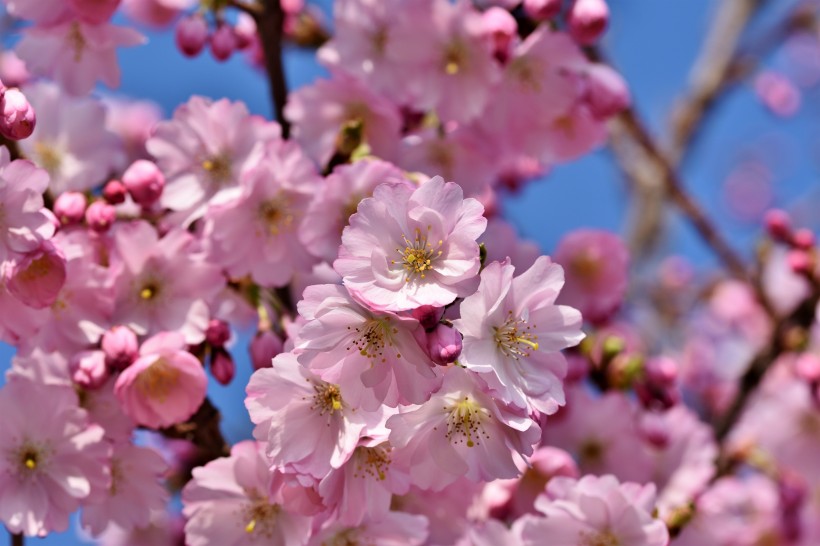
[10,533,23,546]
[0,137,23,161]
[251,0,291,137]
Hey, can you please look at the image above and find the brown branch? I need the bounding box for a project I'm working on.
[1,137,23,161]
[10,533,22,546]
[252,0,291,138]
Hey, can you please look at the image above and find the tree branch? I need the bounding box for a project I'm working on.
[252,0,291,138]
[0,137,23,161]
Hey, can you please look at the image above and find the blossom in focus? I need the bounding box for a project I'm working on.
[335,176,486,311]
[455,257,584,414]
[0,376,110,537]
[114,331,208,428]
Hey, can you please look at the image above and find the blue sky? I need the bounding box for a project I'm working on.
[2,0,817,542]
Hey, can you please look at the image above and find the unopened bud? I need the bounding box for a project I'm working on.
[85,200,116,232]
[0,87,36,140]
[411,305,444,331]
[101,326,139,371]
[53,191,87,225]
[568,0,609,45]
[249,330,283,370]
[764,209,792,242]
[523,0,562,21]
[211,349,236,385]
[205,319,231,347]
[787,249,812,275]
[482,7,517,63]
[584,64,631,119]
[122,160,164,207]
[210,24,237,62]
[427,324,463,366]
[792,228,815,250]
[103,179,128,204]
[176,15,209,58]
[70,350,109,389]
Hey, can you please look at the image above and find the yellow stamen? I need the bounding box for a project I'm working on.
[245,519,256,533]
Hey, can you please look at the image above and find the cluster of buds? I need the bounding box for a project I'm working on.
[175,13,257,62]
[764,208,817,277]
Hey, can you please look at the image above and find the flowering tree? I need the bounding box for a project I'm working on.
[0,0,819,544]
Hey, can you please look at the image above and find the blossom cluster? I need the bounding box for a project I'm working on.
[0,0,819,545]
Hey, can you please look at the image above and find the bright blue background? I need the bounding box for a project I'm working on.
[2,0,818,542]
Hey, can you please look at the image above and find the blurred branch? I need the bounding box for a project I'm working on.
[10,533,22,546]
[250,0,291,138]
[0,138,22,161]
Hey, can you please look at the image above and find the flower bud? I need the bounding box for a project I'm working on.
[584,64,631,119]
[85,200,116,232]
[764,208,792,242]
[523,0,562,21]
[205,319,231,347]
[482,7,517,63]
[103,179,128,204]
[210,24,237,62]
[54,191,87,225]
[411,305,443,331]
[122,159,164,207]
[568,0,609,46]
[645,356,678,386]
[0,51,30,88]
[102,326,139,371]
[211,349,236,385]
[0,87,36,140]
[69,0,120,24]
[234,13,256,50]
[176,15,209,58]
[787,249,812,275]
[70,350,110,390]
[792,228,815,250]
[7,242,67,309]
[427,324,462,366]
[249,330,283,370]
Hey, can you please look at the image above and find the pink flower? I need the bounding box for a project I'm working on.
[301,158,408,262]
[114,331,208,428]
[285,72,402,167]
[479,218,540,271]
[2,0,73,25]
[318,441,412,525]
[296,284,439,408]
[386,367,541,490]
[246,352,385,479]
[203,140,319,287]
[182,440,313,546]
[0,376,110,537]
[308,511,429,546]
[16,20,144,96]
[18,82,125,194]
[388,0,501,123]
[335,176,486,311]
[6,240,67,309]
[516,474,669,546]
[146,96,281,226]
[455,257,584,414]
[81,443,169,536]
[555,229,629,323]
[111,221,224,344]
[0,147,54,264]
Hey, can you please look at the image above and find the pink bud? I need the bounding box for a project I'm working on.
[85,200,116,232]
[427,324,463,366]
[122,159,164,206]
[0,51,30,88]
[69,0,121,24]
[211,349,236,385]
[53,191,87,225]
[103,179,128,204]
[0,87,36,140]
[249,330,283,370]
[584,63,630,119]
[568,0,609,45]
[645,356,678,386]
[796,353,820,383]
[792,228,815,250]
[411,305,443,331]
[234,13,257,50]
[787,249,812,275]
[205,319,231,347]
[523,0,563,21]
[175,15,209,58]
[482,7,517,63]
[7,242,67,309]
[102,326,139,371]
[764,208,792,242]
[210,24,237,62]
[70,350,110,389]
